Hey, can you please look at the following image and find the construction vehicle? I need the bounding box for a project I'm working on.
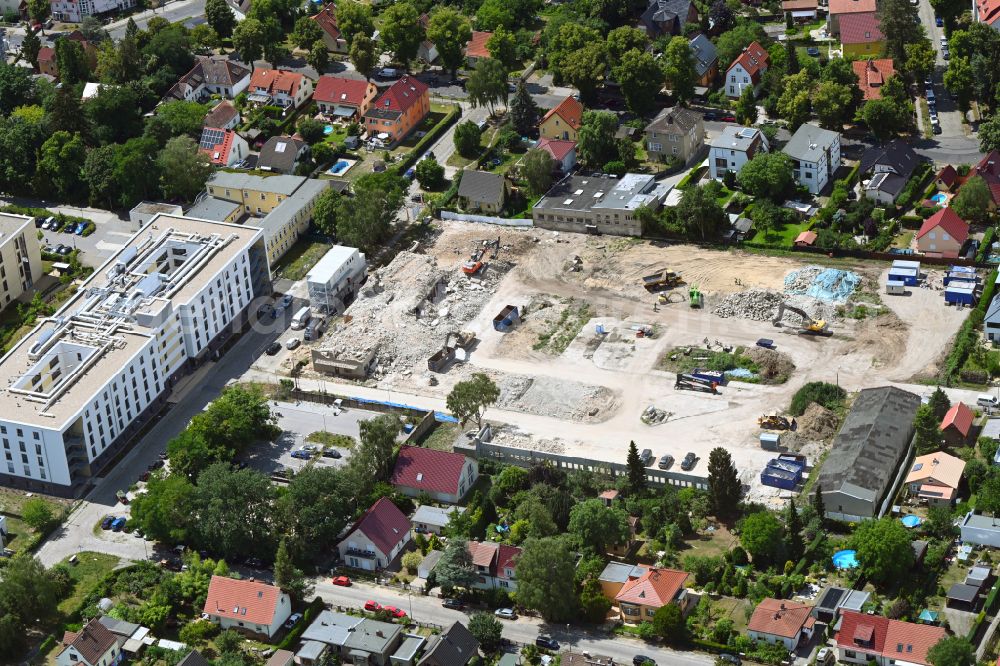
[758,412,797,430]
[689,286,703,308]
[772,302,832,336]
[642,269,683,291]
[657,291,685,304]
[675,373,719,394]
[427,331,477,372]
[462,237,501,275]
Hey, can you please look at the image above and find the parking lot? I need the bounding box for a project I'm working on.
[35,208,138,268]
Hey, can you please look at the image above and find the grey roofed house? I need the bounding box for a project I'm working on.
[816,386,921,522]
[967,565,992,587]
[457,170,507,210]
[186,196,243,222]
[391,635,426,665]
[178,651,212,666]
[417,622,480,666]
[344,618,403,657]
[709,125,767,152]
[645,106,701,134]
[411,504,463,531]
[947,583,981,605]
[865,172,908,200]
[498,654,521,666]
[266,650,295,666]
[97,616,140,638]
[911,539,928,563]
[258,135,309,174]
[858,138,920,177]
[689,34,717,80]
[301,610,365,646]
[985,295,1000,343]
[204,101,240,128]
[297,641,328,663]
[812,586,870,622]
[207,171,306,196]
[641,0,696,36]
[599,561,647,584]
[782,123,841,164]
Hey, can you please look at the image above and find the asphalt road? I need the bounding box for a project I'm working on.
[107,0,207,39]
[310,578,714,666]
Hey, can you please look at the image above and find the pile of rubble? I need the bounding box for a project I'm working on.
[713,289,839,322]
[489,426,567,454]
[744,346,796,381]
[795,403,840,440]
[640,406,672,425]
[496,374,617,422]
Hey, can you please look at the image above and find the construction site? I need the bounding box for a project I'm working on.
[269,220,971,496]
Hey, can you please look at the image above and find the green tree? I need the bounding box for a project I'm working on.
[435,537,479,590]
[613,49,663,115]
[813,81,854,129]
[561,42,607,103]
[27,0,49,33]
[446,373,500,429]
[21,497,55,530]
[662,35,695,103]
[427,7,472,76]
[415,157,445,189]
[157,136,213,201]
[577,110,618,167]
[508,81,538,135]
[380,2,423,66]
[0,63,36,115]
[626,440,646,494]
[927,636,974,666]
[205,0,236,38]
[336,0,374,47]
[55,39,90,85]
[852,516,915,586]
[35,131,87,201]
[515,537,578,622]
[307,40,329,73]
[297,119,325,146]
[707,447,742,519]
[735,85,758,125]
[522,148,555,196]
[785,497,804,562]
[468,612,503,652]
[568,498,629,553]
[21,28,42,69]
[605,25,647,60]
[877,0,923,62]
[951,175,993,225]
[740,511,785,568]
[130,473,196,543]
[905,40,937,83]
[945,57,975,111]
[467,58,509,115]
[928,387,951,420]
[349,33,377,80]
[232,18,266,70]
[145,100,210,145]
[348,415,401,489]
[776,71,812,129]
[579,577,611,622]
[190,24,220,51]
[454,121,483,158]
[812,484,825,522]
[291,15,323,50]
[190,463,277,560]
[652,604,686,643]
[913,403,941,454]
[475,0,513,31]
[277,467,350,563]
[737,152,794,201]
[274,538,312,601]
[676,182,728,240]
[978,472,1000,515]
[0,555,61,659]
[715,20,767,68]
[486,27,517,69]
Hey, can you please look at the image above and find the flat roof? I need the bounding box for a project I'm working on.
[0,215,262,429]
[207,171,306,196]
[186,196,243,222]
[411,504,463,527]
[392,635,425,661]
[306,245,364,284]
[963,512,1000,532]
[947,583,980,603]
[0,213,33,239]
[534,173,666,215]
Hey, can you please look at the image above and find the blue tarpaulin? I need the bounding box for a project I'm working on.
[351,396,459,422]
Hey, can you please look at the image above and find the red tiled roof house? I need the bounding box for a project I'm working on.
[840,12,885,58]
[853,58,894,101]
[467,540,521,591]
[202,576,292,639]
[248,69,314,109]
[916,208,969,258]
[725,40,769,99]
[311,5,349,53]
[37,46,58,78]
[537,137,578,172]
[969,151,1000,208]
[827,0,876,35]
[314,75,378,120]
[936,165,959,192]
[465,31,493,68]
[391,446,479,504]
[835,610,945,666]
[338,497,413,570]
[199,128,249,167]
[539,96,584,141]
[940,403,975,447]
[748,599,816,651]
[906,450,966,506]
[364,76,430,146]
[615,567,690,623]
[57,618,121,666]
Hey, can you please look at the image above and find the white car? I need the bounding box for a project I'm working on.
[495,608,517,620]
[285,338,301,350]
[284,613,303,629]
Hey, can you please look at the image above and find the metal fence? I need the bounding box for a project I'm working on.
[440,211,534,227]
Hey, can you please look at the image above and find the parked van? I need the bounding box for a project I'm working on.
[378,67,399,78]
[290,306,312,330]
[978,395,999,409]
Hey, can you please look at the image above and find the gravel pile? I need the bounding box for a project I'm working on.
[713,289,839,323]
[796,403,840,440]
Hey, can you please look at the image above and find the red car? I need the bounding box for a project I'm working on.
[383,606,407,619]
[721,115,737,123]
[364,600,382,612]
[332,576,352,587]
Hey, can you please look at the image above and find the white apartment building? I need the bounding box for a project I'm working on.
[709,126,770,180]
[50,0,136,23]
[0,215,269,496]
[0,214,43,311]
[782,123,842,195]
[306,246,366,315]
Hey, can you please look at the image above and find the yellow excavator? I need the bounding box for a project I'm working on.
[772,302,831,336]
[758,412,796,430]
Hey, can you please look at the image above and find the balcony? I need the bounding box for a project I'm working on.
[345,548,378,559]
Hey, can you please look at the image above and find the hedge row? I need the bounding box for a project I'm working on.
[977,227,997,264]
[395,105,462,175]
[942,268,999,384]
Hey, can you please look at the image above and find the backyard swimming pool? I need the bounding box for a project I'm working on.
[832,549,859,569]
[901,514,922,528]
[324,125,334,135]
[327,158,357,177]
[930,192,947,205]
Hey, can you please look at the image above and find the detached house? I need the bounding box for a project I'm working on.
[198,128,249,167]
[163,57,251,103]
[338,497,412,570]
[466,31,493,68]
[828,0,876,35]
[248,69,314,109]
[644,107,705,165]
[725,41,769,98]
[782,123,841,195]
[364,76,430,146]
[312,5,348,53]
[834,611,945,666]
[258,135,309,174]
[640,0,699,38]
[418,13,439,63]
[314,75,378,120]
[709,126,769,180]
[859,139,919,205]
[689,34,718,87]
[853,58,895,101]
[840,13,884,58]
[539,96,583,141]
[391,446,479,504]
[467,541,521,591]
[457,170,509,214]
[969,151,1000,209]
[940,403,975,447]
[204,100,241,130]
[906,450,966,506]
[202,576,292,639]
[747,599,816,651]
[615,567,690,623]
[417,622,480,666]
[916,208,969,258]
[535,137,578,172]
[57,618,122,666]
[37,47,57,78]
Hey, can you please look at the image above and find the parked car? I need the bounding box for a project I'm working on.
[280,294,293,308]
[33,217,43,228]
[806,47,820,57]
[816,648,834,666]
[633,656,655,666]
[681,452,697,471]
[536,636,559,650]
[57,245,73,255]
[640,448,653,466]
[721,115,736,122]
[322,449,342,459]
[495,608,517,620]
[101,516,114,530]
[658,454,674,470]
[111,517,127,532]
[284,613,302,629]
[383,606,406,618]
[291,449,311,460]
[404,167,415,180]
[75,222,88,235]
[442,598,465,609]
[285,337,301,350]
[719,655,741,666]
[266,342,282,355]
[364,600,382,611]
[332,575,352,586]
[703,111,718,120]
[936,16,943,26]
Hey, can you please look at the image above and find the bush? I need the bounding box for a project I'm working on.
[789,381,847,416]
[455,121,483,158]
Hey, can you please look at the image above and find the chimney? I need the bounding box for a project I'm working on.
[377,630,384,638]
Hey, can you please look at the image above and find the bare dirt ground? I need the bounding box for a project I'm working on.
[286,221,968,495]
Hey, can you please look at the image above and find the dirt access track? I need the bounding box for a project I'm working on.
[297,221,968,491]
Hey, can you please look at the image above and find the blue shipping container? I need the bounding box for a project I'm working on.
[888,268,919,286]
[945,286,976,306]
[692,368,727,385]
[761,466,799,490]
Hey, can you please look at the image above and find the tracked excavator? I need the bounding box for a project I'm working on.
[772,302,832,336]
[462,237,501,275]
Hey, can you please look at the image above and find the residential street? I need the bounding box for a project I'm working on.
[107,0,207,39]
[310,578,715,666]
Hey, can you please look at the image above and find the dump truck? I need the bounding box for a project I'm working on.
[675,373,719,394]
[758,412,796,430]
[462,237,501,275]
[772,302,832,336]
[689,286,703,308]
[493,305,520,332]
[427,331,477,372]
[641,269,682,291]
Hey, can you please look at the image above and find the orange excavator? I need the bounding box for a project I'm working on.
[462,236,501,276]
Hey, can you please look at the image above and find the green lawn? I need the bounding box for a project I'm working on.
[398,111,448,150]
[893,230,914,249]
[417,422,461,451]
[57,552,121,617]
[760,220,812,246]
[273,238,333,281]
[713,596,754,633]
